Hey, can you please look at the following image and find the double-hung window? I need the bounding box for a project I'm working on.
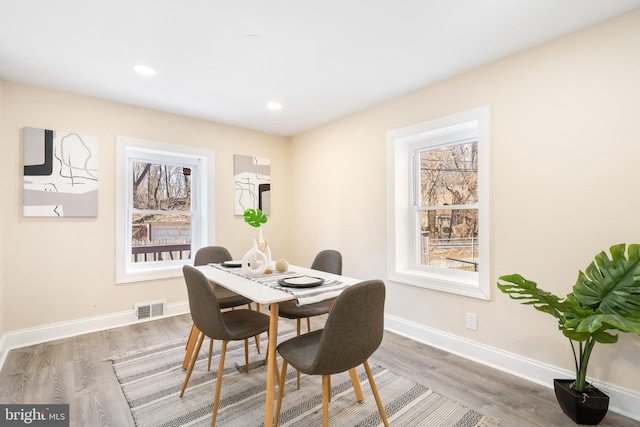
[116,136,214,283]
[387,107,490,299]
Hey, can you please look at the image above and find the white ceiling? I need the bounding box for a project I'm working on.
[1,1,639,136]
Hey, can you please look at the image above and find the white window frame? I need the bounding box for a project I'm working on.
[115,136,214,284]
[387,106,490,299]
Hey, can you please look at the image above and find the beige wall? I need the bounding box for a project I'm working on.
[0,81,290,331]
[289,9,640,392]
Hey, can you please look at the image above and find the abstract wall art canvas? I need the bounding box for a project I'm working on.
[234,154,270,215]
[23,127,99,217]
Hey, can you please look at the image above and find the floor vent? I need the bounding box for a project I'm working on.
[134,300,166,320]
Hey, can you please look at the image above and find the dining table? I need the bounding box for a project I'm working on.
[189,263,364,427]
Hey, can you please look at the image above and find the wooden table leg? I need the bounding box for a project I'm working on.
[182,324,200,369]
[265,303,279,427]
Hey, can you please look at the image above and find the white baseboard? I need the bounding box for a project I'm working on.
[384,313,640,422]
[0,301,190,372]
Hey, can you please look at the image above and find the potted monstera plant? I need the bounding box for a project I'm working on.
[497,243,640,425]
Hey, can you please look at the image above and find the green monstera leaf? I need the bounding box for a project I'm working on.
[573,243,640,318]
[571,313,640,337]
[243,208,267,227]
[497,274,568,320]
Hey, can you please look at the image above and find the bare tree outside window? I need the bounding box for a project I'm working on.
[131,161,192,262]
[418,141,478,271]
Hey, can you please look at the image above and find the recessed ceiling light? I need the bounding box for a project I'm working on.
[267,102,282,111]
[134,65,156,76]
[241,34,264,48]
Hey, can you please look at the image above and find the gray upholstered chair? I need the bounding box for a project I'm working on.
[278,249,342,335]
[194,246,252,307]
[180,265,271,426]
[182,246,259,371]
[274,280,389,427]
[276,249,342,388]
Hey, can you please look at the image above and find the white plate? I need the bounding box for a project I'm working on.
[278,276,325,288]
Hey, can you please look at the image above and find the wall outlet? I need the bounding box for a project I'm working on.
[466,312,478,331]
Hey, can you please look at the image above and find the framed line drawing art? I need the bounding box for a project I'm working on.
[234,154,270,215]
[23,127,99,217]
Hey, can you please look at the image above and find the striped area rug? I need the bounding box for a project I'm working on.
[109,327,499,426]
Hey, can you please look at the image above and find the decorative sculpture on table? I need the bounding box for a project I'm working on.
[242,208,271,277]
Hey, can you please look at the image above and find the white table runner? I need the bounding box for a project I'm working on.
[210,263,347,306]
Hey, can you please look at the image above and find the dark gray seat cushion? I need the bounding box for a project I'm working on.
[277,301,330,318]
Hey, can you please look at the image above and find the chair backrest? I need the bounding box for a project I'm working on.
[183,265,232,340]
[309,279,385,375]
[311,249,342,275]
[194,246,233,266]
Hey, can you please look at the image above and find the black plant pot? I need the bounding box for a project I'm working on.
[554,379,609,425]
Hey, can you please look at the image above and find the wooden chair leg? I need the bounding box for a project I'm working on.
[363,360,389,427]
[348,367,364,402]
[180,332,204,397]
[211,341,228,427]
[306,317,311,333]
[254,334,261,354]
[274,359,288,427]
[207,338,214,371]
[182,324,200,369]
[244,339,249,373]
[185,326,194,350]
[322,375,330,427]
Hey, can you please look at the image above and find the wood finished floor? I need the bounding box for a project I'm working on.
[0,313,637,427]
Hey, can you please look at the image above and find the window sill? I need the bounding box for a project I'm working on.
[389,269,490,300]
[116,265,184,284]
